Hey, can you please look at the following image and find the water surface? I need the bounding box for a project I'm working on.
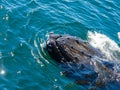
[0,0,120,90]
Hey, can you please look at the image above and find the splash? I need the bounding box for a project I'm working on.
[87,31,120,62]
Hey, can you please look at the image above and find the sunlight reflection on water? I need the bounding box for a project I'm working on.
[0,69,6,75]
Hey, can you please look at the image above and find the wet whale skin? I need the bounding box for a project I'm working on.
[46,33,119,89]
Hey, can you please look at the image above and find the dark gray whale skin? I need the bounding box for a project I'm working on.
[46,33,103,63]
[46,33,119,90]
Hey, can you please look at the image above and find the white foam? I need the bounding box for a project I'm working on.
[87,31,120,62]
[118,32,120,40]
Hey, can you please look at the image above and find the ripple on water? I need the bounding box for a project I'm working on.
[0,0,120,90]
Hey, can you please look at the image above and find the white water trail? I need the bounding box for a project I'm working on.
[87,31,120,63]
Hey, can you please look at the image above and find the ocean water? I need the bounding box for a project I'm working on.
[0,0,120,90]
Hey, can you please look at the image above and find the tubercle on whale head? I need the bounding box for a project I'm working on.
[46,33,77,63]
[46,33,103,63]
[45,33,120,89]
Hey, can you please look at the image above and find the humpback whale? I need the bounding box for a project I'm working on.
[46,33,120,89]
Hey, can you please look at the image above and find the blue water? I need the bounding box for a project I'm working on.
[0,0,120,90]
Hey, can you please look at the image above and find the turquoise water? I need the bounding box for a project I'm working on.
[0,0,120,90]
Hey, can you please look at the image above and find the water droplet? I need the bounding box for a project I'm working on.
[20,43,23,46]
[3,14,9,21]
[4,38,7,41]
[10,52,14,57]
[17,71,21,74]
[53,84,58,88]
[60,72,63,76]
[54,78,57,82]
[26,13,29,16]
[5,14,9,20]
